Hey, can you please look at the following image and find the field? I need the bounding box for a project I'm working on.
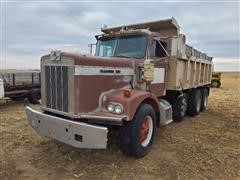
[0,72,239,180]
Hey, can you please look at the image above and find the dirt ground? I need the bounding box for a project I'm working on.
[0,72,239,180]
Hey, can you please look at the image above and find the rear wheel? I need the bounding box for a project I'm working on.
[119,103,156,158]
[172,93,188,122]
[187,89,201,116]
[200,88,208,111]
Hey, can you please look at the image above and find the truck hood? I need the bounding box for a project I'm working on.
[41,52,139,116]
[70,53,136,115]
[62,52,138,68]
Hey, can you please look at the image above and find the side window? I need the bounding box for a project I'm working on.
[152,40,168,58]
[95,39,115,57]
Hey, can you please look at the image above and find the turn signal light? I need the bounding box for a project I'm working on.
[123,89,132,97]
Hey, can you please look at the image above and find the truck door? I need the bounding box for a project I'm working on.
[149,38,169,96]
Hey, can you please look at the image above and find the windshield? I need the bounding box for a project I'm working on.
[95,35,147,59]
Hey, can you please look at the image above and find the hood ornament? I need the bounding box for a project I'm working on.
[50,50,61,61]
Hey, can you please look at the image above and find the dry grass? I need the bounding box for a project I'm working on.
[0,72,239,180]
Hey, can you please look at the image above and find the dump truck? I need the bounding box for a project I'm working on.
[26,18,213,157]
[211,72,221,88]
[0,70,41,104]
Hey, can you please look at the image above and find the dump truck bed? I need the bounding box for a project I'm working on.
[166,57,212,90]
[165,32,213,90]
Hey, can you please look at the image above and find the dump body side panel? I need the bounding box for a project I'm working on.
[165,34,212,91]
[166,57,212,90]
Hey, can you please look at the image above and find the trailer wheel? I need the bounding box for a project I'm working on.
[187,89,201,116]
[119,103,156,158]
[172,93,188,122]
[200,89,208,111]
[211,80,221,88]
[28,89,41,104]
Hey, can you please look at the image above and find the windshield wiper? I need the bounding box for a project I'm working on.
[114,54,131,58]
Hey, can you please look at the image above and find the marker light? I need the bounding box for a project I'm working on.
[123,89,132,97]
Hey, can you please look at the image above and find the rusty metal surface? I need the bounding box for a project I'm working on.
[74,75,129,113]
[105,89,159,120]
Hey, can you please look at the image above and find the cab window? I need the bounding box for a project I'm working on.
[152,40,168,58]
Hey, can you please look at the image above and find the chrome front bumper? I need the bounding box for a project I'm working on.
[26,106,108,149]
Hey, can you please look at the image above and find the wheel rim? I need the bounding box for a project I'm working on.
[212,81,218,87]
[196,97,201,112]
[139,115,153,147]
[181,97,187,116]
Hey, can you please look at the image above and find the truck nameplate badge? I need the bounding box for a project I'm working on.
[100,69,121,74]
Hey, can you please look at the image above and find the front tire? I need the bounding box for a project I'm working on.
[119,103,156,158]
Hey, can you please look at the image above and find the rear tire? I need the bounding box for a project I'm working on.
[27,89,41,104]
[119,103,156,158]
[172,93,188,122]
[187,89,201,116]
[200,88,208,111]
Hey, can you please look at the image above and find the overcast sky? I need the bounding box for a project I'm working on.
[1,0,239,71]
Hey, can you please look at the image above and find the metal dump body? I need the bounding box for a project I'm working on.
[166,57,212,90]
[102,18,213,91]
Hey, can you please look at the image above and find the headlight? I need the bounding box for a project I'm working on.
[114,104,123,114]
[107,104,114,112]
[107,103,123,114]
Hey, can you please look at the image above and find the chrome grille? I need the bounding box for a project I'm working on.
[45,65,68,112]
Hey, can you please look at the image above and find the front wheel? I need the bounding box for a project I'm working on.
[119,103,156,158]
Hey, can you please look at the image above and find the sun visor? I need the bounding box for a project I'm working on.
[101,17,180,36]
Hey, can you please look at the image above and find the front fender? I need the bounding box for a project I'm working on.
[104,89,159,120]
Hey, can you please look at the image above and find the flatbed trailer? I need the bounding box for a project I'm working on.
[0,70,41,104]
